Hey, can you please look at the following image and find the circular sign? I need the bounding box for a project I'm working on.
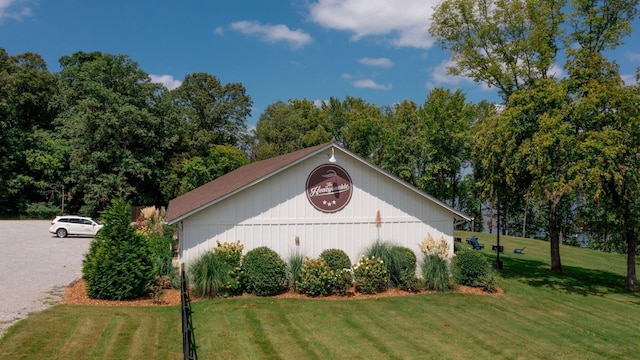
[306,164,353,213]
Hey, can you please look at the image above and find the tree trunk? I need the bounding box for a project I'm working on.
[548,195,563,273]
[624,228,637,291]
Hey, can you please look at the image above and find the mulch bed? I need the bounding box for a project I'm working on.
[61,280,502,306]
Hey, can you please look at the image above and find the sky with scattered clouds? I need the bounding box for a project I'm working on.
[2,0,639,125]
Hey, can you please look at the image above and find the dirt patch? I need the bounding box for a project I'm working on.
[61,280,501,306]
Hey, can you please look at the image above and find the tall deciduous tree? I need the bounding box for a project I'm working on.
[0,49,62,216]
[171,72,251,155]
[429,0,564,101]
[55,51,175,215]
[254,99,331,160]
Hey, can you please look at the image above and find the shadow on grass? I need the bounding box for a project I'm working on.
[494,255,640,300]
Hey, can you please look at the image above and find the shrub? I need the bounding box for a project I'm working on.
[189,241,243,298]
[353,255,388,294]
[241,246,287,296]
[390,246,418,289]
[451,249,491,287]
[82,199,154,300]
[364,240,417,288]
[333,268,354,296]
[287,250,305,291]
[24,202,59,219]
[296,258,334,297]
[319,248,351,271]
[398,269,421,292]
[421,255,451,292]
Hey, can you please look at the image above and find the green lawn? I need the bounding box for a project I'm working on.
[1,231,639,359]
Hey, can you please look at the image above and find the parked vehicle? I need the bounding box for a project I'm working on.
[49,215,103,238]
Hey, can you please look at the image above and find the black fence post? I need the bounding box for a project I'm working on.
[181,264,197,360]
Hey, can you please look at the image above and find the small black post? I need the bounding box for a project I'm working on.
[493,198,503,270]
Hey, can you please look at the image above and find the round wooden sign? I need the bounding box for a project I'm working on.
[305,164,353,213]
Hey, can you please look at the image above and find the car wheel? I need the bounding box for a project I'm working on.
[56,228,67,238]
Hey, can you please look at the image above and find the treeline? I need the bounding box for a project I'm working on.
[0,47,486,226]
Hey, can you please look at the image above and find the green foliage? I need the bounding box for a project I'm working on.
[364,240,417,288]
[319,248,352,271]
[241,246,287,296]
[189,251,238,298]
[353,256,388,294]
[23,202,59,219]
[82,199,153,300]
[333,268,354,296]
[296,258,335,297]
[189,241,243,297]
[287,250,305,291]
[421,255,452,292]
[451,249,491,288]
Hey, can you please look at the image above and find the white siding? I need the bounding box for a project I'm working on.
[180,149,456,266]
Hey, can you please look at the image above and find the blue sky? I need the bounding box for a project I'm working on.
[2,0,639,126]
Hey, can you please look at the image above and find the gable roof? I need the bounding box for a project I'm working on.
[166,142,471,224]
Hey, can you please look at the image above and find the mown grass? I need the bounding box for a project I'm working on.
[1,231,639,359]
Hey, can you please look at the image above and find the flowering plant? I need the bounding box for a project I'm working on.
[353,255,388,294]
[419,234,450,259]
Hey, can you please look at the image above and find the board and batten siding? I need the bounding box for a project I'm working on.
[179,149,455,266]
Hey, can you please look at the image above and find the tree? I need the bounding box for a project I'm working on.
[55,51,175,215]
[418,88,475,207]
[82,198,153,300]
[429,0,564,101]
[253,99,331,160]
[167,144,249,196]
[171,72,251,155]
[0,49,62,216]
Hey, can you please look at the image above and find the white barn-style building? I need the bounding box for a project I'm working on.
[166,143,470,266]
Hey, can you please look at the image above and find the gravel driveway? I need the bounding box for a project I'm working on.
[0,220,91,338]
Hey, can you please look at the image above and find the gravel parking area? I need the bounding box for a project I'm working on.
[0,220,91,338]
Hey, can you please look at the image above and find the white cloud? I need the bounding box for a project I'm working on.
[358,57,393,67]
[0,0,34,22]
[353,79,392,90]
[214,26,224,36]
[626,51,640,62]
[229,21,312,49]
[308,0,437,48]
[341,73,353,80]
[149,74,182,90]
[621,73,638,86]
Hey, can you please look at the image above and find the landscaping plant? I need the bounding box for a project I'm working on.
[296,258,335,297]
[241,246,287,296]
[353,255,388,294]
[82,199,154,300]
[419,234,452,292]
[287,250,305,291]
[451,248,498,292]
[364,240,417,289]
[319,248,352,271]
[189,240,243,297]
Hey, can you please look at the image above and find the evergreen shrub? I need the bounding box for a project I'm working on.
[82,199,153,300]
[319,248,352,271]
[241,246,287,296]
[451,248,491,287]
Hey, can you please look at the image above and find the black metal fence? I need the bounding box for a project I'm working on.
[181,264,197,360]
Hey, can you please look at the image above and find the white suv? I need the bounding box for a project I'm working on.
[49,215,103,238]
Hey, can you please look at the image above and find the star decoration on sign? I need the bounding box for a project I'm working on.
[322,200,338,207]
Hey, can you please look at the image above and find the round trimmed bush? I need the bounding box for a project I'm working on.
[241,247,287,296]
[451,249,490,287]
[390,246,417,287]
[319,248,352,271]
